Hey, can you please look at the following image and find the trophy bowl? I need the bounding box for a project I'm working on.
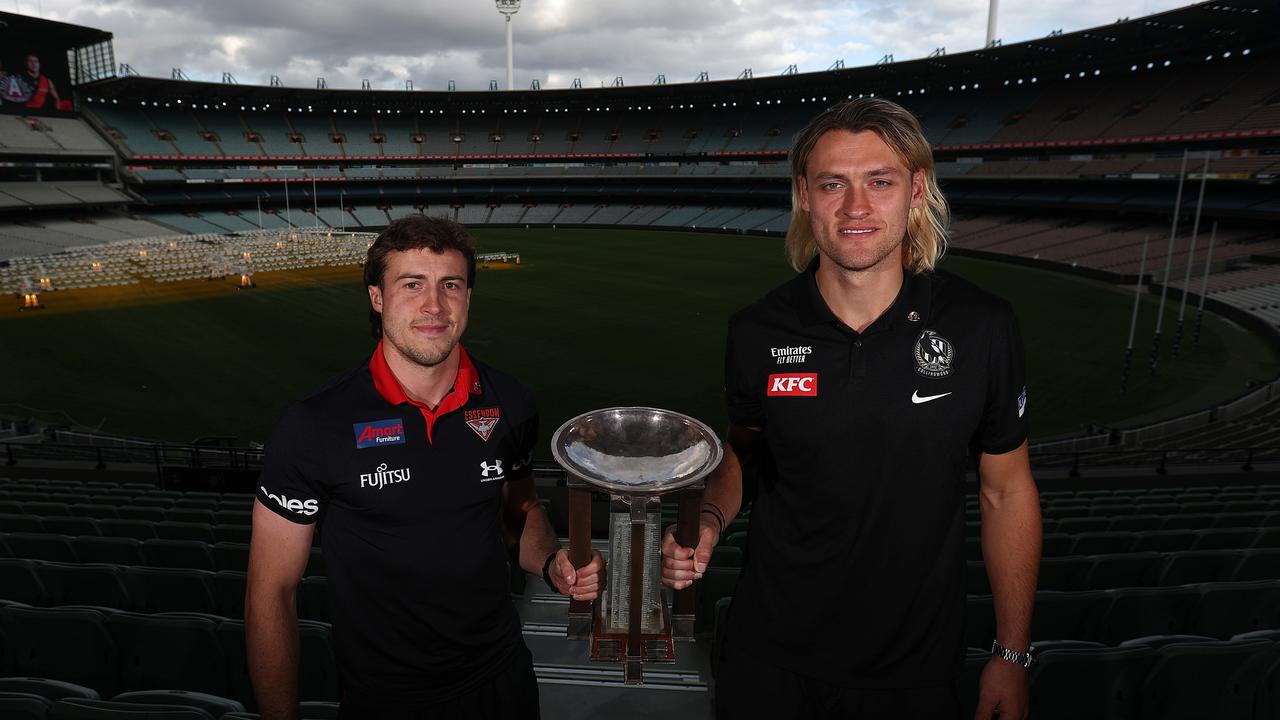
[550,406,722,495]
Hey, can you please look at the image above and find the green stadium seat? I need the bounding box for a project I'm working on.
[0,678,98,703]
[1253,528,1280,549]
[1027,645,1155,720]
[1108,514,1164,532]
[1118,634,1216,649]
[96,519,157,541]
[105,611,228,697]
[1138,639,1275,720]
[212,525,251,544]
[118,507,166,522]
[3,534,78,563]
[1233,548,1280,581]
[0,605,119,696]
[1041,533,1073,557]
[213,510,252,526]
[0,691,52,720]
[297,576,327,623]
[37,562,133,611]
[1070,531,1135,556]
[1101,587,1200,645]
[213,571,246,618]
[1055,517,1111,535]
[155,522,216,544]
[1190,528,1256,550]
[0,500,24,514]
[218,618,338,707]
[1031,590,1111,643]
[1160,514,1217,531]
[0,515,46,533]
[172,498,220,511]
[123,567,217,614]
[212,542,249,572]
[1179,501,1225,515]
[1194,580,1280,639]
[1037,557,1089,592]
[67,504,118,520]
[1157,550,1237,586]
[164,509,215,525]
[0,559,47,605]
[1131,529,1196,553]
[22,503,70,518]
[140,539,215,571]
[71,536,144,566]
[1212,512,1269,529]
[49,698,217,719]
[111,690,243,717]
[40,517,100,537]
[1029,639,1106,652]
[1082,552,1164,591]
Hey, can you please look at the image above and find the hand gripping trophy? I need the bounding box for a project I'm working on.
[551,407,722,684]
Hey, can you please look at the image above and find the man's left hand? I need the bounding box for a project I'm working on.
[548,549,605,601]
[974,657,1028,719]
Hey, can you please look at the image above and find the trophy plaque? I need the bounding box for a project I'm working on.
[551,407,723,684]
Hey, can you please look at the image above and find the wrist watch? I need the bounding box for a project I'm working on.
[991,640,1035,669]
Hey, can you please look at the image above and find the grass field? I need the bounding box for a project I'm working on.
[2,228,1275,457]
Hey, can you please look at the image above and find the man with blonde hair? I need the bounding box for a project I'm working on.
[663,98,1041,719]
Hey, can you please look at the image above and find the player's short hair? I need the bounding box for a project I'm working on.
[784,98,949,273]
[364,215,477,339]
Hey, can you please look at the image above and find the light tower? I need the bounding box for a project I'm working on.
[496,0,520,90]
[985,0,998,47]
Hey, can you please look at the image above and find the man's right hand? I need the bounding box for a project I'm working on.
[660,521,720,589]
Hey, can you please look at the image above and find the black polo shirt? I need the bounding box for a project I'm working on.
[257,342,538,703]
[723,259,1028,689]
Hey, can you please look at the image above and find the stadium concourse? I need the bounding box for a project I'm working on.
[2,0,1280,718]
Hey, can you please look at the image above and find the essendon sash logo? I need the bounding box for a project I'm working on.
[767,373,818,397]
[465,407,501,442]
[353,418,406,448]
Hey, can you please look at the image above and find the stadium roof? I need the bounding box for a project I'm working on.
[0,10,112,50]
[78,0,1274,111]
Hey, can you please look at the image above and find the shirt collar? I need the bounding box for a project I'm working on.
[793,255,934,332]
[370,340,482,440]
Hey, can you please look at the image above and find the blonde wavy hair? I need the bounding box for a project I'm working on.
[784,98,949,273]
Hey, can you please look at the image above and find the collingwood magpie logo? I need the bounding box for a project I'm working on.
[914,330,955,379]
[479,459,505,482]
[360,462,412,489]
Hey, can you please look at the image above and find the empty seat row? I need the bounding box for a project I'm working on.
[0,502,253,524]
[0,517,251,542]
[964,527,1280,559]
[964,581,1280,647]
[0,534,279,572]
[0,560,328,621]
[0,603,337,709]
[963,637,1280,720]
[964,510,1280,533]
[967,548,1280,594]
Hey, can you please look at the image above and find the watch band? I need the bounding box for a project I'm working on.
[991,640,1035,669]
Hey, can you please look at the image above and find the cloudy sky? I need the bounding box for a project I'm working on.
[26,0,1189,91]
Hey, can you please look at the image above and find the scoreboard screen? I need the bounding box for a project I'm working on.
[0,13,80,116]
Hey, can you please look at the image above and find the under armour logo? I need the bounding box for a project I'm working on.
[480,460,503,478]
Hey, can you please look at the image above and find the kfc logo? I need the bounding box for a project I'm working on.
[767,373,818,397]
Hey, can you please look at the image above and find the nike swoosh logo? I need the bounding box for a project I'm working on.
[912,391,952,404]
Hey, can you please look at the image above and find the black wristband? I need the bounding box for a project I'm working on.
[700,508,725,535]
[542,550,560,594]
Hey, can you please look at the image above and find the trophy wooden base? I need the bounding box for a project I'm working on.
[590,598,675,684]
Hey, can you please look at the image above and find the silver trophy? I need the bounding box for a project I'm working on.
[551,407,723,684]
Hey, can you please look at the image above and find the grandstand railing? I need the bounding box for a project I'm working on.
[1030,446,1277,476]
[2,439,263,476]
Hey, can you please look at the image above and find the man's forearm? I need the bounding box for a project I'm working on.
[246,587,301,720]
[980,488,1041,651]
[517,503,562,576]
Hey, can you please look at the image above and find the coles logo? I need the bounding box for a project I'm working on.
[353,418,406,449]
[260,486,319,517]
[767,373,818,397]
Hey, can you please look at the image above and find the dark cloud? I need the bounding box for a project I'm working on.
[39,0,1189,90]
